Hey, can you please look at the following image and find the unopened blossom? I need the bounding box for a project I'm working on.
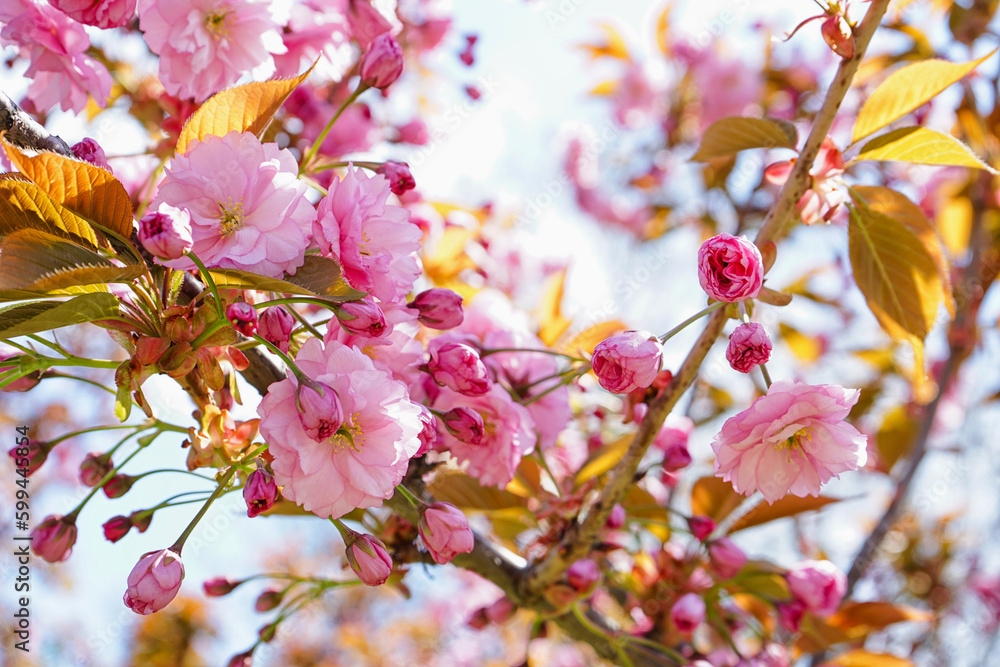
[8,440,52,477]
[49,0,136,28]
[294,381,344,443]
[138,0,285,101]
[698,233,764,302]
[441,407,485,445]
[661,442,692,471]
[153,132,313,278]
[711,380,868,503]
[102,515,132,543]
[408,288,464,330]
[376,161,416,195]
[670,593,706,633]
[0,348,40,392]
[414,404,437,456]
[203,577,242,597]
[726,322,772,373]
[687,515,716,542]
[226,302,258,337]
[606,504,626,529]
[345,533,392,586]
[255,588,284,612]
[103,473,136,499]
[336,299,387,337]
[258,306,295,353]
[777,599,807,632]
[786,560,846,616]
[71,138,112,171]
[591,331,662,394]
[138,203,194,261]
[419,502,474,564]
[427,340,492,396]
[345,0,392,49]
[124,548,184,615]
[243,467,278,517]
[566,559,601,592]
[708,537,747,579]
[765,138,846,226]
[259,339,423,519]
[821,14,854,58]
[359,33,403,89]
[31,515,77,563]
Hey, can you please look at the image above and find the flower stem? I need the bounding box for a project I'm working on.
[171,464,241,553]
[393,484,423,509]
[300,85,369,176]
[185,252,225,318]
[659,301,726,344]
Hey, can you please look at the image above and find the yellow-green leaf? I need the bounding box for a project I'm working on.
[0,229,143,292]
[852,51,996,143]
[176,62,316,155]
[855,127,996,173]
[208,255,364,301]
[574,435,630,487]
[559,320,628,356]
[0,293,119,338]
[0,177,100,248]
[729,495,843,533]
[690,476,744,522]
[692,117,798,162]
[426,468,528,510]
[2,138,134,239]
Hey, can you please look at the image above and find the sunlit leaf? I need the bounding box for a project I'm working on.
[825,650,915,667]
[692,117,798,161]
[536,267,572,346]
[574,435,630,487]
[828,601,933,635]
[855,127,996,173]
[852,51,996,143]
[0,293,119,338]
[779,323,824,363]
[690,476,744,522]
[0,177,100,248]
[728,495,843,532]
[580,22,630,61]
[208,256,364,301]
[623,485,670,541]
[422,226,478,284]
[426,468,528,510]
[0,229,143,292]
[560,320,628,357]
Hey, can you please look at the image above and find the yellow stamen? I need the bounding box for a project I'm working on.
[218,199,245,237]
[204,6,234,39]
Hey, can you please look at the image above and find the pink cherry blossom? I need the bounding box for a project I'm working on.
[711,380,868,503]
[765,138,846,226]
[313,166,421,304]
[426,339,492,396]
[258,338,423,519]
[138,0,285,102]
[786,559,846,616]
[670,593,706,633]
[697,233,764,302]
[592,331,663,394]
[48,0,136,28]
[345,533,393,586]
[153,131,313,278]
[359,33,404,89]
[409,288,464,329]
[418,502,474,564]
[272,0,350,78]
[726,322,772,373]
[124,548,184,615]
[708,537,747,579]
[31,515,77,562]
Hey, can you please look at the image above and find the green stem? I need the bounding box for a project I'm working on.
[521,367,588,406]
[659,301,727,344]
[570,604,635,667]
[171,463,240,552]
[393,484,423,509]
[480,347,588,363]
[185,252,225,319]
[300,85,369,176]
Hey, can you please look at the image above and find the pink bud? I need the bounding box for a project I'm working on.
[0,350,40,392]
[103,473,136,499]
[408,289,464,330]
[591,331,662,394]
[103,515,132,543]
[697,233,764,302]
[687,515,716,542]
[226,302,258,337]
[8,440,52,477]
[226,651,254,667]
[726,322,772,373]
[31,514,77,563]
[708,537,747,579]
[80,452,113,486]
[376,161,416,195]
[764,160,795,185]
[414,404,438,456]
[458,33,476,66]
[606,504,626,529]
[124,548,185,615]
[427,340,492,396]
[821,14,855,59]
[71,137,112,171]
[419,502,475,564]
[296,382,344,443]
[566,558,601,592]
[661,442,692,471]
[786,560,846,616]
[49,0,136,29]
[670,593,706,634]
[244,468,278,518]
[396,119,429,145]
[345,534,393,586]
[337,299,387,337]
[255,588,285,612]
[777,599,806,632]
[258,306,295,353]
[138,204,193,261]
[129,510,152,533]
[441,407,484,444]
[359,33,404,90]
[203,577,243,597]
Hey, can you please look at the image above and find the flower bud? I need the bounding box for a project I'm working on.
[821,14,855,59]
[786,560,846,616]
[605,504,626,530]
[258,306,295,353]
[566,558,601,592]
[359,33,404,90]
[661,442,692,472]
[670,593,706,634]
[777,599,806,632]
[129,510,153,533]
[697,233,764,302]
[591,331,662,394]
[419,502,475,564]
[427,340,491,396]
[376,161,416,196]
[708,537,747,579]
[414,404,438,456]
[8,440,52,477]
[71,137,112,170]
[686,515,716,542]
[726,322,772,373]
[124,548,185,615]
[138,204,193,261]
[336,299,387,337]
[226,651,254,667]
[397,119,429,145]
[255,588,285,612]
[441,407,485,445]
[102,515,132,543]
[244,467,278,518]
[226,302,258,337]
[345,0,392,49]
[103,473,136,499]
[408,288,464,330]
[31,514,77,562]
[203,577,243,597]
[0,350,40,392]
[345,534,393,586]
[80,452,113,487]
[296,382,344,443]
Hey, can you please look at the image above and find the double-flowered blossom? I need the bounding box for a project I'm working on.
[427,338,492,396]
[591,331,663,394]
[726,322,772,373]
[697,233,764,302]
[258,306,295,353]
[124,548,184,615]
[243,467,278,517]
[711,380,868,503]
[258,338,423,519]
[153,131,314,278]
[139,204,194,261]
[49,0,135,28]
[786,560,846,616]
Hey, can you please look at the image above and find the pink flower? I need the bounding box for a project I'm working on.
[79,452,113,486]
[419,502,474,564]
[441,407,484,444]
[102,515,132,543]
[359,33,403,89]
[226,302,257,337]
[313,166,421,303]
[697,233,764,302]
[591,331,662,394]
[670,593,706,633]
[71,138,111,171]
[336,298,387,337]
[345,533,393,586]
[566,559,600,592]
[376,161,416,195]
[786,560,846,616]
[243,467,278,517]
[777,599,806,632]
[687,515,715,542]
[258,306,295,353]
[397,119,429,144]
[124,548,184,615]
[605,504,626,529]
[258,338,423,519]
[345,0,392,49]
[31,515,77,562]
[272,0,350,78]
[765,138,846,226]
[427,339,492,396]
[294,381,344,442]
[708,537,747,579]
[711,380,868,503]
[153,132,313,278]
[48,0,136,28]
[138,0,285,102]
[139,203,194,261]
[726,322,772,373]
[408,288,464,330]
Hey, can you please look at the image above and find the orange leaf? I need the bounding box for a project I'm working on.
[824,650,916,667]
[536,267,571,346]
[690,476,744,522]
[729,495,843,533]
[559,320,628,357]
[828,601,932,635]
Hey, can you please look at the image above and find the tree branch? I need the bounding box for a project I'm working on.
[0,92,74,157]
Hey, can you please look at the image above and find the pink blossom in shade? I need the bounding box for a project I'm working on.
[376,161,416,196]
[441,407,485,445]
[786,560,846,617]
[652,416,693,453]
[566,559,601,592]
[670,593,706,634]
[708,537,747,579]
[765,138,846,226]
[605,504,626,529]
[138,203,194,261]
[661,442,692,471]
[711,380,868,503]
[137,0,285,102]
[396,119,429,145]
[419,502,475,564]
[697,233,764,302]
[426,339,492,396]
[777,599,807,632]
[258,306,295,354]
[124,548,184,615]
[687,515,716,542]
[0,0,113,113]
[591,331,663,394]
[31,515,77,562]
[726,322,772,374]
[434,384,535,488]
[345,533,393,586]
[152,132,313,278]
[226,302,258,337]
[71,138,111,171]
[48,0,136,28]
[313,166,421,304]
[258,338,423,519]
